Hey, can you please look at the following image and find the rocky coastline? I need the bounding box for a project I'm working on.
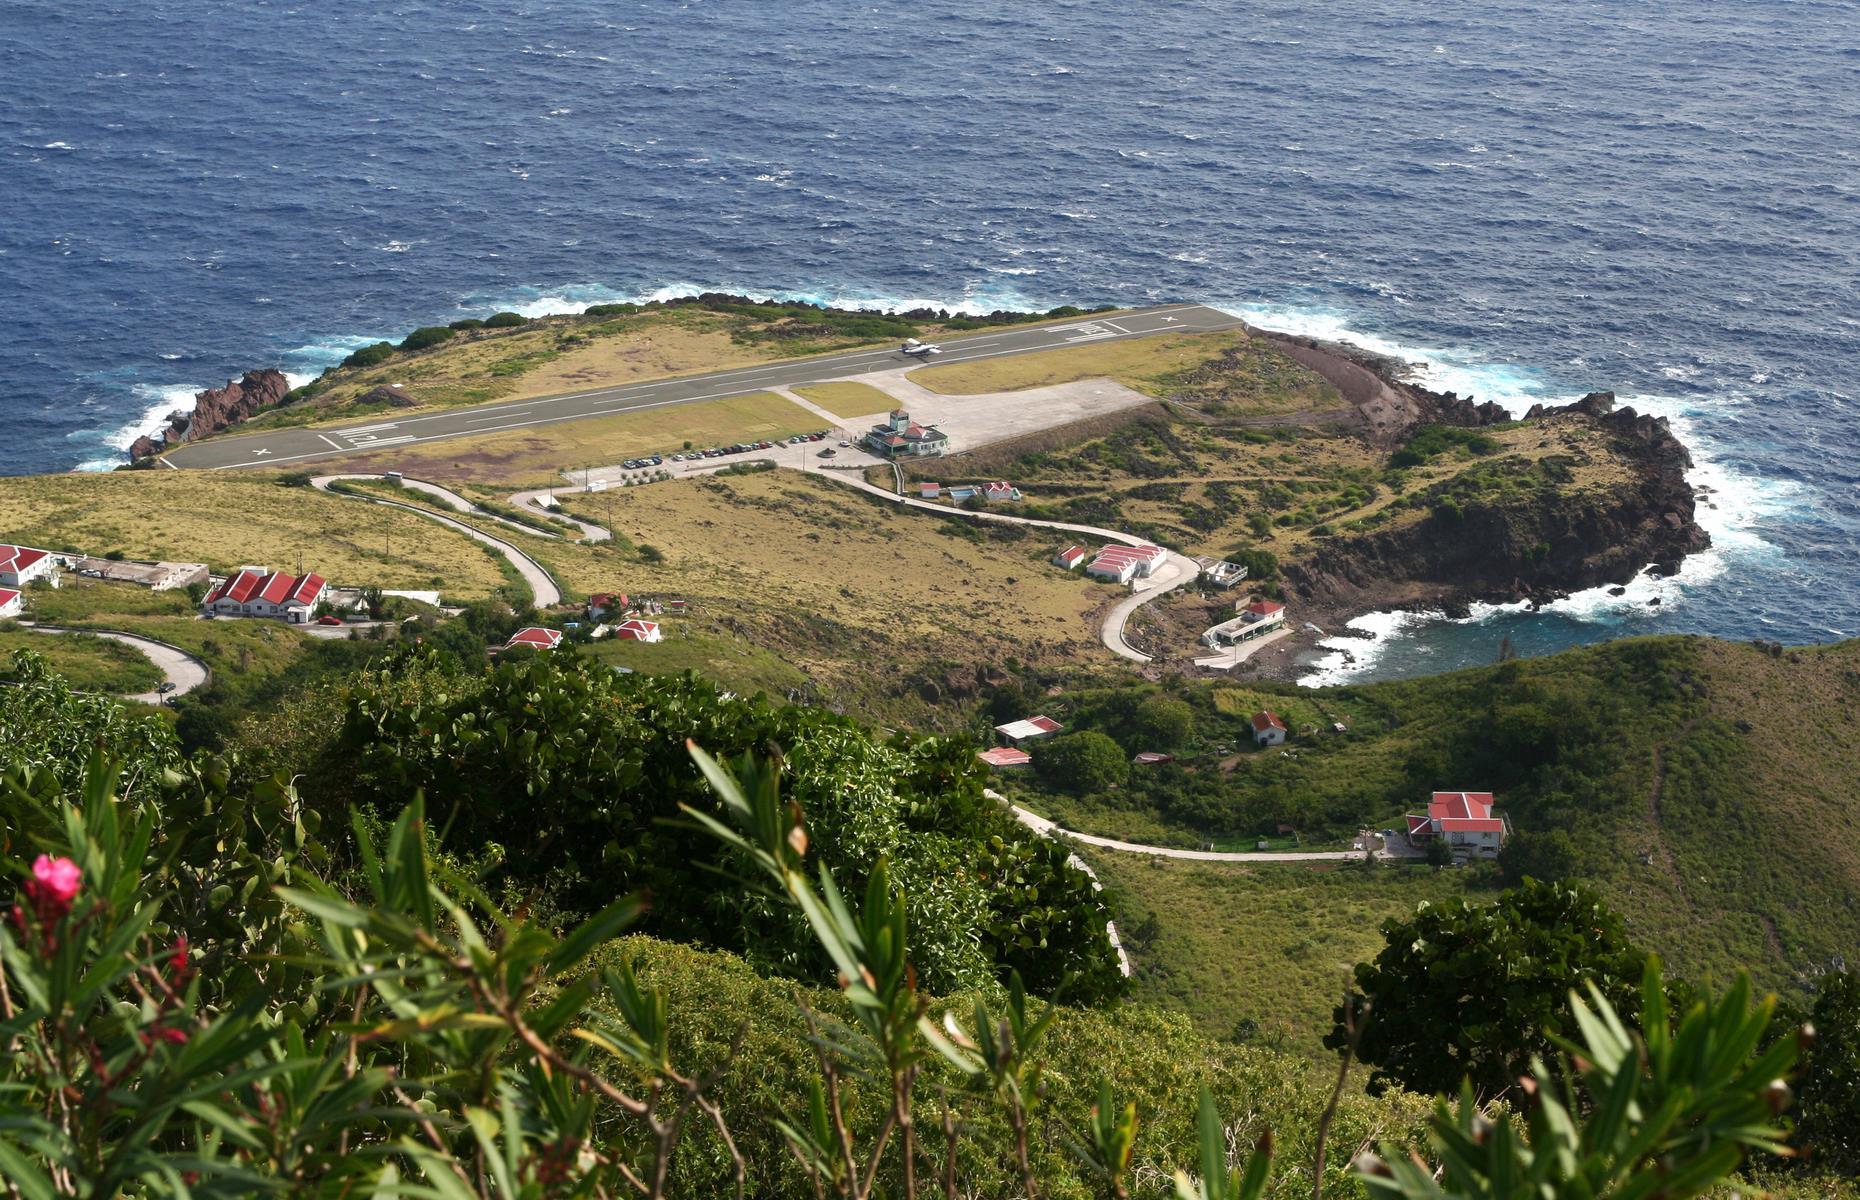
[127,369,292,462]
[1233,330,1709,682]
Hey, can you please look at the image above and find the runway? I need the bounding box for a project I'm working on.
[162,304,1242,470]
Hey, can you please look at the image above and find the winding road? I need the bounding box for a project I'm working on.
[17,623,210,705]
[1003,795,1387,863]
[310,475,563,608]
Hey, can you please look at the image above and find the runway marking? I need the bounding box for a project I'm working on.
[317,434,343,449]
[470,410,530,423]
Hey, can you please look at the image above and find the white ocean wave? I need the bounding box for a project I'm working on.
[67,382,198,472]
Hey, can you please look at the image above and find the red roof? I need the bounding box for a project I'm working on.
[0,545,49,575]
[977,747,1032,768]
[203,568,322,607]
[1028,715,1062,733]
[1438,817,1507,833]
[203,567,266,606]
[1251,711,1287,733]
[1133,751,1174,765]
[0,587,20,609]
[615,619,659,639]
[1055,545,1085,564]
[1428,791,1497,821]
[1244,599,1285,616]
[505,627,562,650]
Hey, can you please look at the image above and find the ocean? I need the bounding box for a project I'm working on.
[4,0,1857,682]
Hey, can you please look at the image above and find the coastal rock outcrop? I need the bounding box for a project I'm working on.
[1284,391,1708,617]
[1250,328,1509,447]
[129,369,291,461]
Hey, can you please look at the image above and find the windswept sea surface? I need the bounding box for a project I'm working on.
[4,0,1858,682]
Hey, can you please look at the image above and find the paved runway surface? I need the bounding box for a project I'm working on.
[163,304,1241,470]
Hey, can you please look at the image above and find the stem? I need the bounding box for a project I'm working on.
[1313,993,1367,1200]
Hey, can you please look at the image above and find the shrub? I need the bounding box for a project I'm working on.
[340,341,396,369]
[639,543,665,563]
[397,325,455,352]
[483,310,530,328]
[275,471,313,488]
[1796,971,1860,1173]
[1033,730,1129,794]
[583,303,637,318]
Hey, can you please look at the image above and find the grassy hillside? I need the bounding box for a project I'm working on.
[0,471,513,599]
[0,626,164,694]
[997,635,1860,1033]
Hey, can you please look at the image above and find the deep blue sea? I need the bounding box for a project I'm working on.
[5,0,1858,682]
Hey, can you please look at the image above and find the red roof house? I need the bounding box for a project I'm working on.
[1133,751,1174,766]
[201,567,327,623]
[0,587,22,619]
[977,746,1033,768]
[1053,545,1087,570]
[1250,710,1288,746]
[919,482,942,500]
[613,619,662,643]
[994,715,1064,745]
[0,544,57,589]
[504,627,563,652]
[1404,791,1509,857]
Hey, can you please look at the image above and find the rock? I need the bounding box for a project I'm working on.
[358,385,419,409]
[1648,597,1663,606]
[1609,586,1628,596]
[128,368,292,461]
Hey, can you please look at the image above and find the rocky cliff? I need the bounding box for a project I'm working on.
[1251,328,1510,446]
[129,369,291,461]
[1285,392,1708,618]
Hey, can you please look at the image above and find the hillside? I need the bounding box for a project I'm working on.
[996,634,1860,1037]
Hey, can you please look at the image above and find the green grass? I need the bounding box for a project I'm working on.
[0,626,164,694]
[1086,849,1478,1057]
[582,628,808,698]
[792,381,897,420]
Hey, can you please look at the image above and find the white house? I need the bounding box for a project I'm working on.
[984,481,1022,502]
[1053,545,1087,571]
[1085,543,1165,584]
[1201,598,1288,648]
[201,567,328,624]
[1405,791,1510,858]
[1251,711,1287,747]
[0,587,22,619]
[0,545,59,590]
[994,715,1064,746]
[614,619,662,643]
[919,482,942,500]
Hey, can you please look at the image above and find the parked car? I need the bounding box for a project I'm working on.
[648,455,663,465]
[316,614,343,626]
[157,681,175,694]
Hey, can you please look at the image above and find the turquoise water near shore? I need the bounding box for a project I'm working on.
[4,0,1857,680]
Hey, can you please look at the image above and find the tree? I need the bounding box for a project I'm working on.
[398,325,455,352]
[1797,970,1860,1173]
[1033,731,1128,794]
[1425,837,1456,868]
[1134,696,1196,750]
[1498,827,1579,884]
[360,585,386,620]
[1331,880,1648,1098]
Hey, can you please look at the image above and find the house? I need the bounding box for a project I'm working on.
[863,410,951,459]
[200,567,328,624]
[613,619,662,643]
[919,482,942,500]
[667,599,687,613]
[1133,751,1174,766]
[984,481,1022,502]
[504,627,563,652]
[1201,598,1289,647]
[588,592,631,620]
[1251,711,1288,747]
[994,715,1064,746]
[1053,545,1088,571]
[1085,543,1166,584]
[947,486,976,502]
[1198,559,1248,589]
[0,587,21,619]
[977,746,1032,769]
[0,545,59,590]
[1404,791,1510,858]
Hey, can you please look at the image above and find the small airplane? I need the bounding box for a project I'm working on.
[899,339,942,357]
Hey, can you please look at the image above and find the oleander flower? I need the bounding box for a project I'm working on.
[24,854,81,921]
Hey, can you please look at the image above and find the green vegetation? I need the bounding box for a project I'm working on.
[793,379,898,419]
[1334,879,1648,1097]
[0,629,163,694]
[1034,730,1130,793]
[1795,971,1860,1175]
[0,658,1810,1197]
[1387,422,1504,468]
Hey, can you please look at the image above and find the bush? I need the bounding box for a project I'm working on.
[340,341,396,369]
[446,317,483,331]
[583,303,637,318]
[1033,730,1129,794]
[397,325,455,352]
[483,310,530,328]
[275,471,313,488]
[1796,971,1860,1173]
[1133,696,1197,750]
[638,543,665,563]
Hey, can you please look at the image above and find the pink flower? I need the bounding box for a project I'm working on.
[23,855,81,925]
[168,935,191,983]
[29,856,81,906]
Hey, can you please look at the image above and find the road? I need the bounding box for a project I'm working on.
[1007,801,1385,863]
[806,468,1199,663]
[19,624,210,705]
[163,304,1242,471]
[309,476,562,608]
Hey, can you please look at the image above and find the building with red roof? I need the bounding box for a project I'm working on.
[1202,596,1290,648]
[1404,791,1510,858]
[1250,710,1288,747]
[977,746,1032,769]
[613,619,661,643]
[994,715,1064,746]
[919,482,942,500]
[200,567,328,623]
[0,544,59,590]
[1085,543,1166,584]
[863,410,950,459]
[0,587,22,619]
[984,481,1022,502]
[1052,545,1087,571]
[504,626,563,652]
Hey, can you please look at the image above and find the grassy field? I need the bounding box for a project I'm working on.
[0,625,164,694]
[792,381,897,420]
[340,391,822,489]
[1085,849,1476,1056]
[0,472,511,599]
[583,626,809,698]
[501,470,1111,725]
